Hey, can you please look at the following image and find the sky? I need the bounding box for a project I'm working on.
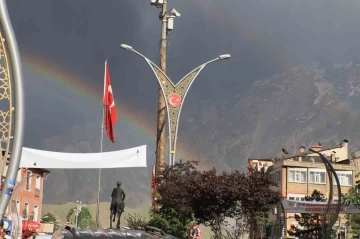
[6,0,360,156]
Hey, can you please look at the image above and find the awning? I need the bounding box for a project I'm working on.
[20,145,147,169]
[22,221,40,232]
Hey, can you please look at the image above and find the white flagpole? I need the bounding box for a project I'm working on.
[96,60,107,229]
[96,107,104,228]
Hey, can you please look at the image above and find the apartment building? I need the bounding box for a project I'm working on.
[1,155,50,223]
[249,139,357,238]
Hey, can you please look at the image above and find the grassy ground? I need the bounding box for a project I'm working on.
[42,202,213,238]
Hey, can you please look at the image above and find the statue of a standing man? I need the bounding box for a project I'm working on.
[110,181,126,229]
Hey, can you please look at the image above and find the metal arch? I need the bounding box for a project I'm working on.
[272,201,285,239]
[322,158,333,238]
[279,201,286,238]
[0,0,25,219]
[0,31,12,180]
[272,204,279,239]
[309,149,342,238]
[320,153,342,238]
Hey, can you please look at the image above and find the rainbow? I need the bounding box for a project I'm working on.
[21,49,204,165]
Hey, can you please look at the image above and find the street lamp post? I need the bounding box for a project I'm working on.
[274,201,286,238]
[120,44,230,165]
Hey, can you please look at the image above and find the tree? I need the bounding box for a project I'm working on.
[343,172,360,207]
[155,161,281,239]
[156,160,279,239]
[343,172,360,236]
[346,214,360,236]
[188,169,244,238]
[41,213,60,232]
[288,190,326,238]
[153,161,202,238]
[235,167,281,239]
[148,208,195,239]
[66,207,97,229]
[125,213,147,230]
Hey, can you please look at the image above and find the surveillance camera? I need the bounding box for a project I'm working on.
[170,8,181,17]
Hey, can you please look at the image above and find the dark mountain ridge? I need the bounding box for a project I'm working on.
[43,61,360,206]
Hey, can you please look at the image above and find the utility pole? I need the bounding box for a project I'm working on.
[156,0,167,179]
[125,0,229,211]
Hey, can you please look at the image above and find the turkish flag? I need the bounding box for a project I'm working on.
[103,60,118,143]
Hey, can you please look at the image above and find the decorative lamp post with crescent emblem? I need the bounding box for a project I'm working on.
[120,44,230,165]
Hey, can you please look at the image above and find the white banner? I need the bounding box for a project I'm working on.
[20,145,147,169]
[281,200,360,214]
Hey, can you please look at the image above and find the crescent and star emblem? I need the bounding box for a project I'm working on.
[108,85,115,111]
[168,93,182,108]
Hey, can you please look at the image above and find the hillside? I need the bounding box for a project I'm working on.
[42,202,151,227]
[43,60,360,207]
[41,203,213,238]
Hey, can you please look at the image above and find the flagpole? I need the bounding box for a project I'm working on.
[96,59,107,229]
[96,106,105,229]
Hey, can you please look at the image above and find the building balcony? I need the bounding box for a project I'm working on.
[35,188,40,197]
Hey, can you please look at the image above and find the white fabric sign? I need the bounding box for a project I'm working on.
[20,145,147,169]
[281,200,360,214]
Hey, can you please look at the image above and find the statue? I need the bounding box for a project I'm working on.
[110,181,126,229]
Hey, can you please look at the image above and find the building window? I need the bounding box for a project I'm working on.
[309,169,326,184]
[335,171,353,186]
[26,171,32,191]
[289,169,307,183]
[34,205,39,222]
[16,170,21,182]
[23,202,29,219]
[35,174,41,189]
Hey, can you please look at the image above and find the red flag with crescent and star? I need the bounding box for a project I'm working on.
[103,60,118,143]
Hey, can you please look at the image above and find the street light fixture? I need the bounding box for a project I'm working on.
[75,200,87,229]
[120,44,133,51]
[219,54,231,60]
[120,44,231,165]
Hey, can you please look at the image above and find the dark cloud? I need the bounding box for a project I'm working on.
[6,0,360,147]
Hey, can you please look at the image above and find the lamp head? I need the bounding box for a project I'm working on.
[219,54,231,60]
[120,44,133,51]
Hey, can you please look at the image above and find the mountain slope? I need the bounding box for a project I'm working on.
[43,61,360,205]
